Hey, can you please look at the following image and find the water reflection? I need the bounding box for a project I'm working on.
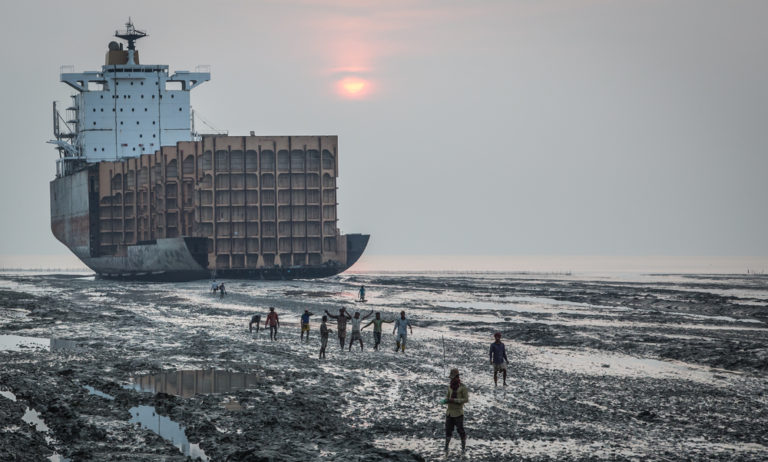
[129,405,208,461]
[50,338,78,351]
[0,335,78,352]
[82,385,115,400]
[128,369,260,397]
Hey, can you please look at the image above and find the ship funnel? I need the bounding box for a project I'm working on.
[105,41,133,65]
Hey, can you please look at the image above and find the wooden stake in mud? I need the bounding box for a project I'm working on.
[442,335,446,377]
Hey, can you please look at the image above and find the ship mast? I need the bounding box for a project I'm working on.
[115,18,147,50]
[114,19,147,64]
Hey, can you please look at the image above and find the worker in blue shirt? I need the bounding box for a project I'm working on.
[358,285,366,301]
[300,310,314,342]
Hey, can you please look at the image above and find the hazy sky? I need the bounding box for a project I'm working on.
[1,0,766,257]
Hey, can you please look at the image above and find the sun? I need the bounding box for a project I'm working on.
[344,80,365,94]
[336,76,370,99]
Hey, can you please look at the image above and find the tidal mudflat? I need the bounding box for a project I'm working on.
[0,271,766,461]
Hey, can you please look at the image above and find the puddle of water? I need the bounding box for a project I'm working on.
[127,369,260,398]
[440,297,620,316]
[535,347,723,383]
[82,385,115,400]
[0,390,51,433]
[128,405,208,461]
[23,407,50,432]
[0,389,70,460]
[0,334,49,351]
[0,335,79,352]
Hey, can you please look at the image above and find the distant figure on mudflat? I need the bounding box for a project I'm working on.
[393,310,413,353]
[490,332,509,386]
[249,314,261,333]
[358,285,366,302]
[362,312,393,351]
[348,309,374,351]
[319,315,331,359]
[211,280,218,294]
[300,310,314,342]
[442,368,468,454]
[265,307,279,341]
[325,307,351,350]
[218,282,226,298]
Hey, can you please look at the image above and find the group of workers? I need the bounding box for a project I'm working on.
[210,280,226,298]
[238,283,511,455]
[248,306,414,355]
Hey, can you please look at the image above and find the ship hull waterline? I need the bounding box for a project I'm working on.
[66,235,370,282]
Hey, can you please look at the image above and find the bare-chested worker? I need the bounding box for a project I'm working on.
[362,312,393,351]
[249,314,261,333]
[325,307,351,349]
[348,309,373,351]
[265,307,279,341]
[319,315,331,359]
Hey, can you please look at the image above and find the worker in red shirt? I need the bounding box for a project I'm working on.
[265,307,280,341]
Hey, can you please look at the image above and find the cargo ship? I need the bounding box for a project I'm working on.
[49,22,369,281]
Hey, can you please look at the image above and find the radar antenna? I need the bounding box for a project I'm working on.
[114,18,147,50]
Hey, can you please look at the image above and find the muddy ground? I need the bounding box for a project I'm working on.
[0,271,767,461]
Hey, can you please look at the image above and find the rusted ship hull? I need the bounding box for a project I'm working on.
[50,135,369,281]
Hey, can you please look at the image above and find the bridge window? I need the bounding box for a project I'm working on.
[322,150,334,169]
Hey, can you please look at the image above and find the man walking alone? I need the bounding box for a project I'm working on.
[490,332,509,386]
[442,368,468,454]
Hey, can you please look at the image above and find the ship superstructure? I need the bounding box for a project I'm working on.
[50,22,368,280]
